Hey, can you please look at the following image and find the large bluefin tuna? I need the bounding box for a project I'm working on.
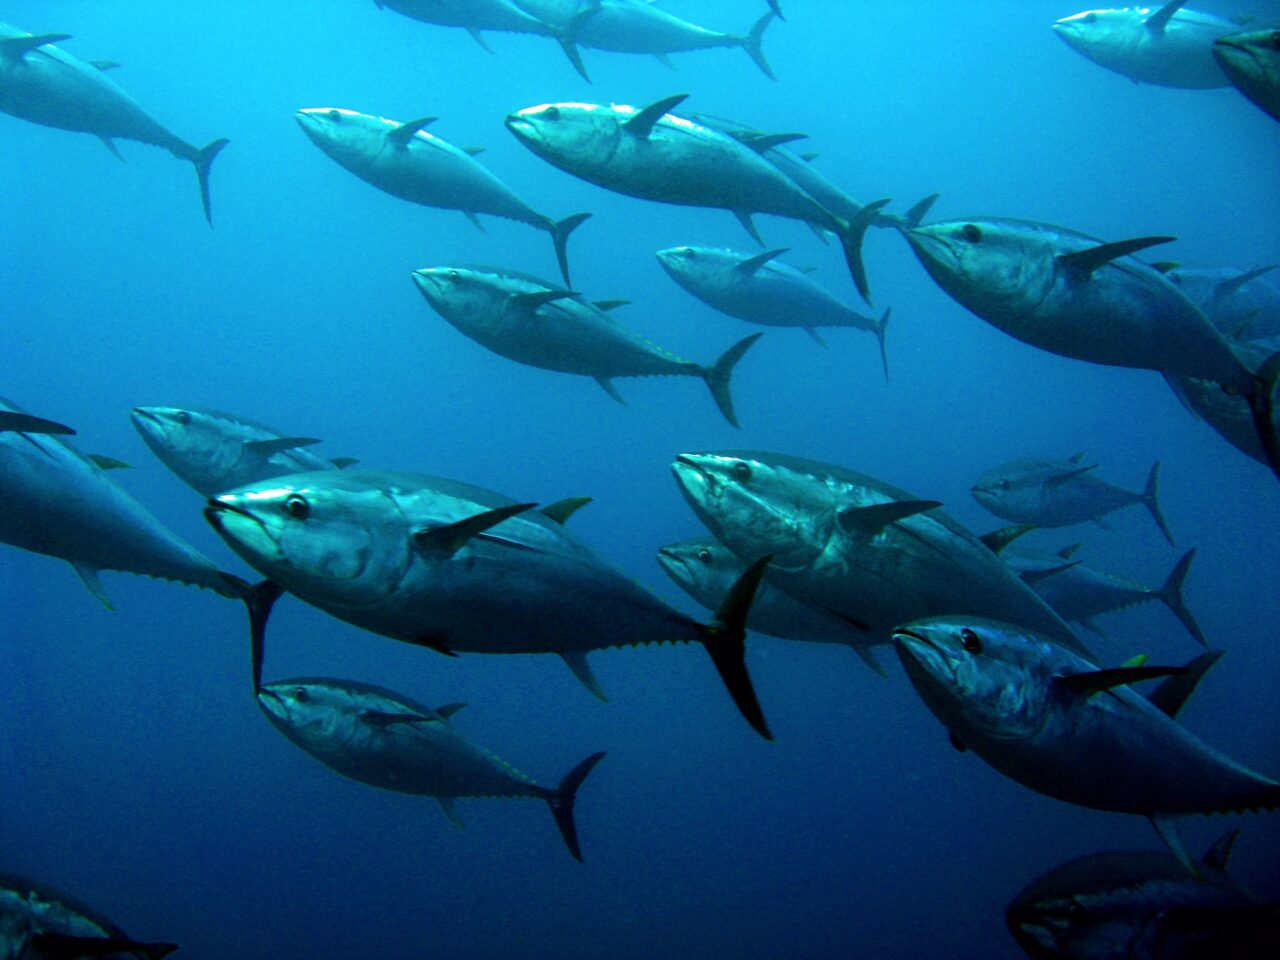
[655,246,892,378]
[131,406,352,498]
[657,537,889,676]
[893,617,1280,871]
[411,265,761,426]
[1167,338,1280,468]
[205,469,774,738]
[0,23,228,222]
[257,678,605,860]
[0,873,178,959]
[296,107,589,285]
[971,456,1173,545]
[506,94,890,303]
[671,451,1094,661]
[1215,29,1280,122]
[905,218,1280,480]
[1006,833,1280,959]
[1052,2,1235,88]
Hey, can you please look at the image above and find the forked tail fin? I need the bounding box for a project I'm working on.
[548,212,592,286]
[192,137,230,226]
[740,11,776,79]
[700,555,773,740]
[873,307,891,383]
[546,751,607,861]
[1141,462,1174,546]
[702,332,763,428]
[838,198,891,305]
[1158,549,1207,649]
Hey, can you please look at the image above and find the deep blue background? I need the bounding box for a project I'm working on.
[2,2,1278,957]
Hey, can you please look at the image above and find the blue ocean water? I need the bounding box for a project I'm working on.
[1,1,1279,956]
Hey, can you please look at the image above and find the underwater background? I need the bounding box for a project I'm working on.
[2,1,1279,956]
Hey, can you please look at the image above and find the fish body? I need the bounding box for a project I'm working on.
[375,0,555,35]
[206,469,772,737]
[131,406,338,498]
[1163,263,1280,341]
[1168,339,1280,466]
[893,617,1280,816]
[411,265,759,426]
[1006,839,1280,959]
[296,107,587,284]
[1052,3,1235,88]
[972,457,1171,543]
[1215,29,1280,122]
[671,451,1093,660]
[0,398,245,605]
[0,23,227,221]
[0,872,177,959]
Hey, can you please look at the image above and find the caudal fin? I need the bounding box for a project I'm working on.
[1245,351,1280,483]
[740,12,776,80]
[192,137,230,226]
[545,751,606,861]
[548,212,591,286]
[702,332,763,428]
[767,0,786,20]
[218,575,285,693]
[838,198,892,305]
[873,307,891,383]
[1141,462,1175,546]
[700,555,773,740]
[1158,549,1208,649]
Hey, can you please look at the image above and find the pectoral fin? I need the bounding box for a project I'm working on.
[1020,560,1081,584]
[978,523,1036,554]
[1045,464,1097,486]
[838,500,941,536]
[510,290,579,313]
[1059,664,1188,698]
[1058,237,1175,279]
[540,497,592,525]
[361,710,434,729]
[734,248,789,276]
[434,702,467,719]
[243,437,322,458]
[386,115,437,147]
[1145,0,1189,32]
[625,93,688,138]
[412,503,538,556]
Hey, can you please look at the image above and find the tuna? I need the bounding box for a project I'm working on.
[1007,833,1279,959]
[657,536,889,676]
[1167,338,1280,468]
[0,23,228,222]
[373,0,559,45]
[671,451,1094,661]
[506,94,890,304]
[0,871,178,959]
[1052,2,1235,88]
[894,617,1280,871]
[257,678,605,860]
[905,218,1280,481]
[131,406,350,498]
[205,469,774,738]
[655,245,891,378]
[411,265,761,426]
[1159,262,1280,341]
[296,107,589,285]
[1215,28,1280,122]
[971,456,1173,545]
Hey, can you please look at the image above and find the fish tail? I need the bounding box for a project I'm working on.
[219,575,285,692]
[1141,461,1175,546]
[1244,350,1280,483]
[699,555,773,740]
[191,137,230,226]
[545,751,606,861]
[740,11,776,80]
[836,198,892,306]
[873,306,891,383]
[1158,549,1208,649]
[548,212,592,286]
[701,332,763,428]
[767,0,786,21]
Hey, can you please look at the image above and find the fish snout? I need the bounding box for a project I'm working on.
[504,114,534,140]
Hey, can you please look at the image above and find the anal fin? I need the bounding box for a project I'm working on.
[559,650,607,702]
[71,562,113,611]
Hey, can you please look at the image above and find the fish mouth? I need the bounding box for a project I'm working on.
[655,546,689,582]
[255,686,287,720]
[504,114,535,141]
[1004,907,1058,959]
[411,269,446,302]
[130,406,162,426]
[904,227,951,263]
[892,627,956,679]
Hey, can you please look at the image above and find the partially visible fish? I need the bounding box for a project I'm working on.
[1215,28,1280,122]
[1159,262,1280,341]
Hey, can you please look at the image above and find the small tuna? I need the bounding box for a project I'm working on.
[894,617,1280,872]
[1052,2,1236,88]
[655,246,891,378]
[0,871,178,959]
[1007,833,1280,959]
[658,537,889,676]
[1215,28,1280,122]
[0,23,227,222]
[131,406,352,498]
[972,456,1173,545]
[206,469,774,738]
[506,94,890,304]
[297,107,589,285]
[258,678,605,860]
[412,265,761,426]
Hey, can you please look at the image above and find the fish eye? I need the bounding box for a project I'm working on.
[961,223,983,244]
[999,479,1010,490]
[328,109,341,122]
[284,494,311,519]
[1082,12,1096,23]
[544,106,560,121]
[696,549,712,564]
[960,628,983,654]
[293,686,309,702]
[1066,899,1086,919]
[175,410,191,425]
[448,270,460,281]
[1270,31,1280,50]
[731,461,753,483]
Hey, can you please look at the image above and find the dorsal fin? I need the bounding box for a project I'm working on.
[1202,828,1240,871]
[1046,464,1097,487]
[738,131,808,153]
[89,59,120,71]
[1020,560,1081,584]
[434,702,467,719]
[838,500,941,536]
[1058,237,1176,278]
[735,248,789,276]
[979,523,1035,554]
[1214,264,1276,302]
[88,454,131,470]
[386,115,437,147]
[243,437,322,458]
[592,299,630,311]
[1056,543,1082,560]
[330,457,359,469]
[1060,664,1188,698]
[798,151,819,162]
[1146,0,1189,32]
[540,497,591,525]
[0,34,72,59]
[510,290,579,313]
[1068,451,1085,464]
[461,145,485,157]
[1150,260,1180,274]
[625,94,688,138]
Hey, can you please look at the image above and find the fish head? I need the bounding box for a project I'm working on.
[410,266,516,330]
[893,617,1057,741]
[1214,29,1280,85]
[257,679,347,745]
[131,406,239,487]
[505,101,620,171]
[295,107,383,167]
[970,459,1047,519]
[206,472,413,607]
[656,537,741,605]
[671,452,839,569]
[1052,9,1141,68]
[655,246,712,284]
[906,219,1054,324]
